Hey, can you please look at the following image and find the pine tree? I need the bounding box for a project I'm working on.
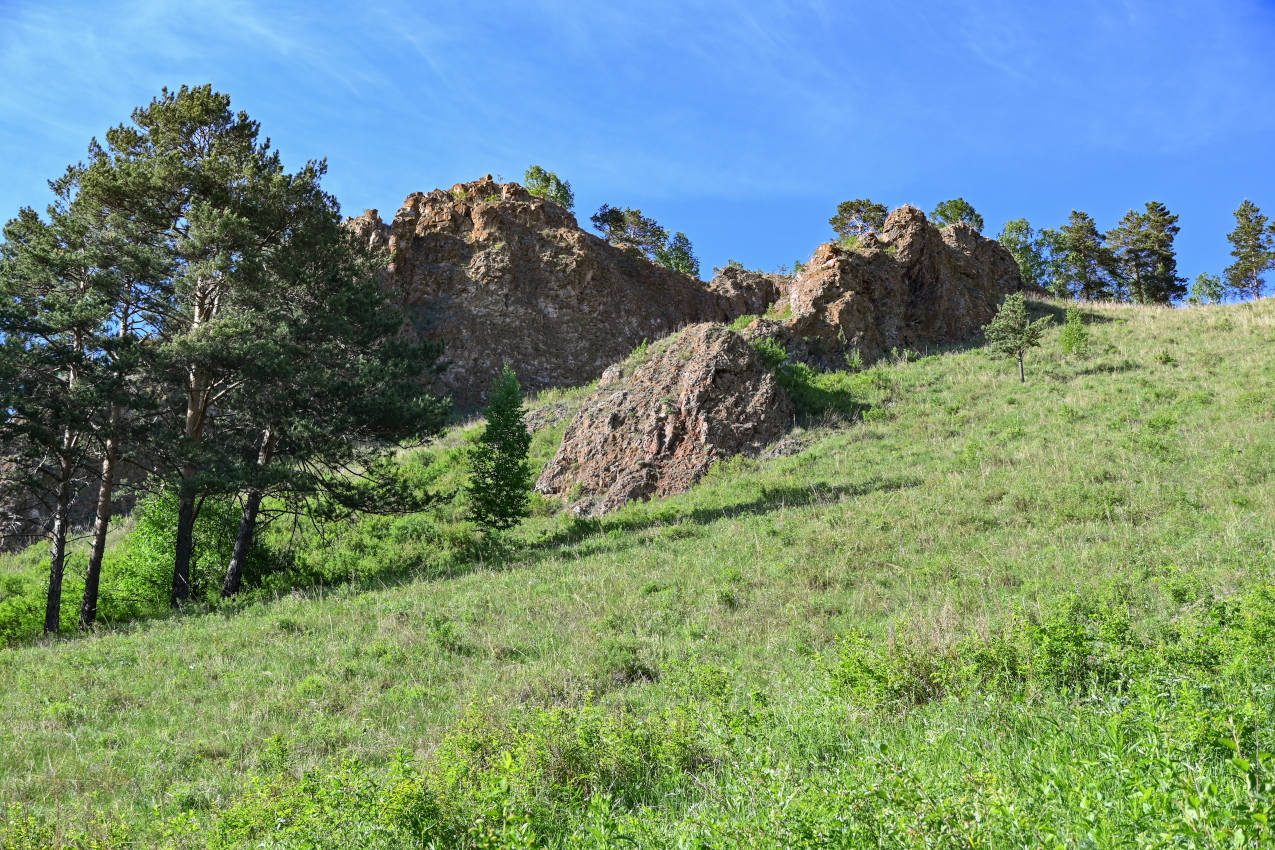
[465,367,531,533]
[1140,202,1186,303]
[983,292,1052,382]
[0,191,116,634]
[1225,200,1274,301]
[1059,211,1121,301]
[590,205,669,260]
[215,212,450,597]
[75,84,404,606]
[930,197,984,233]
[829,199,888,239]
[1108,203,1184,304]
[1107,209,1148,300]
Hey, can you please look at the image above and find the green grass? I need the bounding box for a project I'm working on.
[1,298,1274,847]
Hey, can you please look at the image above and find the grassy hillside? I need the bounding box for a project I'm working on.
[2,298,1273,848]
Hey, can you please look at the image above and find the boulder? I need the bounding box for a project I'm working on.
[353,176,735,408]
[704,266,789,317]
[536,323,792,515]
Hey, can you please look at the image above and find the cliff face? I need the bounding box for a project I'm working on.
[749,206,1022,366]
[349,176,731,408]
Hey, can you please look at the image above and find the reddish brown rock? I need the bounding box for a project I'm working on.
[536,323,792,515]
[353,176,732,408]
[704,266,789,317]
[751,205,1021,366]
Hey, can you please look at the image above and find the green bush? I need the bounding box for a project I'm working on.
[97,491,273,619]
[522,165,574,211]
[1060,305,1091,356]
[750,337,787,370]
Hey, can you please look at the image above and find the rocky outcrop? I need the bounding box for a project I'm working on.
[704,266,789,318]
[353,176,733,407]
[536,323,792,515]
[353,181,1017,408]
[745,206,1021,367]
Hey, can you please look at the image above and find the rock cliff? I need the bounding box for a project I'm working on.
[350,176,731,407]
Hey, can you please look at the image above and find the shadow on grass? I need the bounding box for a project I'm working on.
[14,475,920,649]
[1027,299,1118,326]
[526,474,923,558]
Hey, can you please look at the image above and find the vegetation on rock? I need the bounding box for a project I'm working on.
[828,197,888,239]
[929,196,984,233]
[522,164,574,211]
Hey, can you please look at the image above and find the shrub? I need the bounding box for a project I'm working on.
[748,339,864,419]
[1059,305,1091,357]
[523,165,574,211]
[750,337,788,370]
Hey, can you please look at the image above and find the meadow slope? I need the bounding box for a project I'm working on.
[2,298,1273,848]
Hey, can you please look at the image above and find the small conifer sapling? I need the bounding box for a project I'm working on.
[466,366,532,532]
[984,292,1052,382]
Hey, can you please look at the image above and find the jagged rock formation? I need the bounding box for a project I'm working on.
[703,266,790,317]
[744,205,1021,367]
[536,323,792,516]
[352,183,1017,409]
[348,176,732,407]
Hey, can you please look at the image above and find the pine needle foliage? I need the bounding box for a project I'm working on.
[983,292,1052,381]
[465,366,532,532]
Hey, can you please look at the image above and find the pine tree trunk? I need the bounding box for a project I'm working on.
[221,430,275,598]
[171,469,197,607]
[172,359,210,608]
[1018,352,1025,383]
[80,409,119,630]
[44,454,74,635]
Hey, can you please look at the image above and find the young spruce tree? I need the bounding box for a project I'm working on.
[466,366,532,533]
[984,292,1052,382]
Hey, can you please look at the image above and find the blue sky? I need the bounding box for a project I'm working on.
[2,0,1274,282]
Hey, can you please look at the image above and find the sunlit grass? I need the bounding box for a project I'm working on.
[1,297,1273,846]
